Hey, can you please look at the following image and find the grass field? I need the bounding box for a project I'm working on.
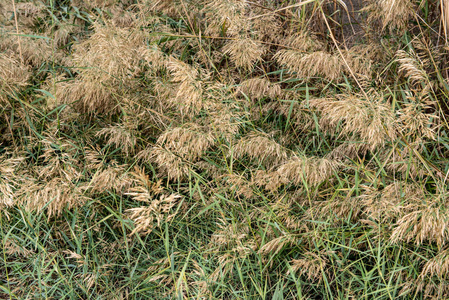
[2,0,449,299]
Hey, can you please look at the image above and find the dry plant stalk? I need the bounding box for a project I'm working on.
[442,0,449,44]
[11,0,23,63]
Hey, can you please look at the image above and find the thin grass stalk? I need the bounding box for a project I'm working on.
[11,0,23,64]
[442,0,449,44]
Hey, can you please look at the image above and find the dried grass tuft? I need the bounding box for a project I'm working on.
[277,155,340,186]
[288,251,328,283]
[126,194,181,235]
[233,132,288,167]
[275,50,343,81]
[223,38,266,70]
[309,93,396,150]
[0,53,30,102]
[238,78,282,101]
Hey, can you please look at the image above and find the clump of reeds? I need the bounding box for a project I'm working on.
[2,0,449,298]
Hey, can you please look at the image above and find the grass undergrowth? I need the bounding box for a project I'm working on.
[2,0,449,299]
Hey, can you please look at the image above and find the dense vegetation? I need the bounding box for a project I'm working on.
[2,0,449,298]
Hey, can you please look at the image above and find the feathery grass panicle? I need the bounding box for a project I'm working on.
[396,49,428,85]
[308,196,364,224]
[110,7,137,28]
[50,19,83,47]
[415,280,449,299]
[143,44,168,72]
[267,101,315,133]
[140,0,180,17]
[275,50,343,81]
[223,173,254,199]
[0,30,53,66]
[258,234,296,256]
[72,22,146,81]
[252,169,284,192]
[284,32,323,52]
[348,43,387,63]
[0,175,15,208]
[2,0,449,298]
[152,78,178,106]
[52,74,120,114]
[390,193,449,248]
[194,161,224,180]
[208,108,243,140]
[0,54,30,102]
[53,22,147,113]
[41,73,67,110]
[251,13,282,43]
[16,178,88,219]
[37,138,82,182]
[126,194,180,235]
[420,247,449,280]
[88,163,132,194]
[203,0,249,36]
[397,92,439,140]
[342,49,374,78]
[250,198,302,230]
[166,57,210,114]
[383,141,429,178]
[83,146,105,170]
[96,123,137,156]
[157,123,214,162]
[309,93,396,150]
[14,2,44,18]
[277,155,340,186]
[125,167,163,203]
[360,182,425,223]
[399,102,438,140]
[70,0,125,10]
[4,238,34,256]
[0,156,25,208]
[288,251,328,283]
[0,1,45,28]
[325,142,368,161]
[222,37,266,70]
[148,146,190,180]
[210,219,257,254]
[238,78,282,101]
[365,0,415,32]
[233,132,289,167]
